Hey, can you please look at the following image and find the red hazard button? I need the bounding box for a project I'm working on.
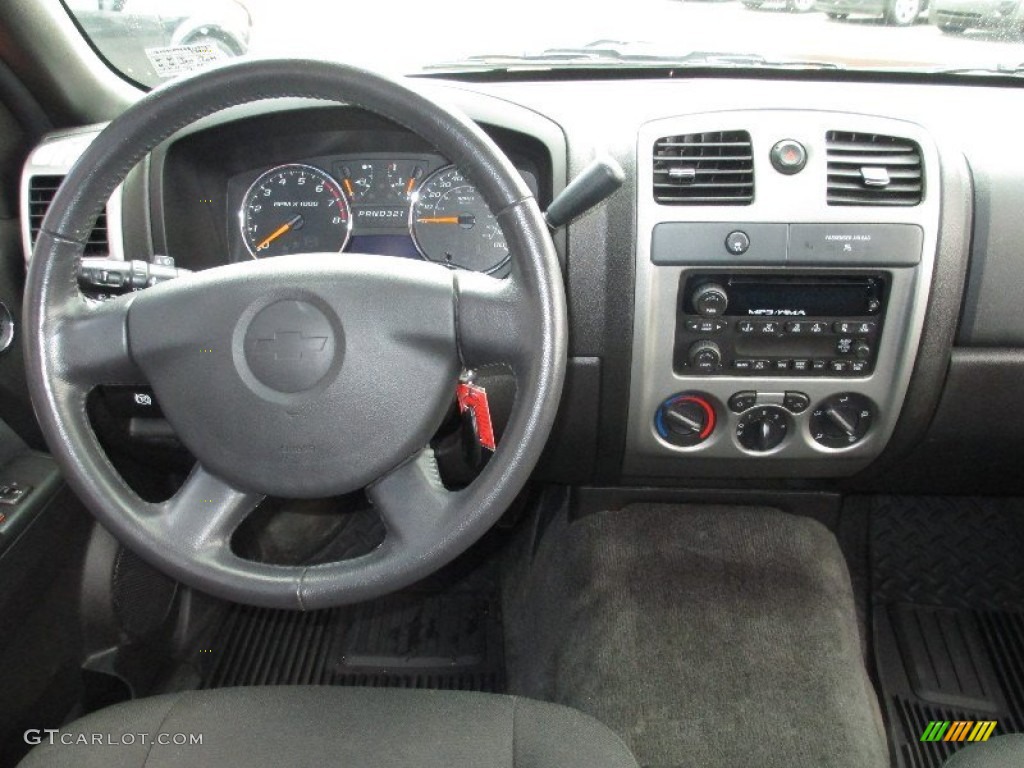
[770,139,807,175]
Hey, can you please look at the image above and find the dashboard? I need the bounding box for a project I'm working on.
[20,75,1024,494]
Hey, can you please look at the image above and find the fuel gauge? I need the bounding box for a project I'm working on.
[340,162,375,201]
[387,161,424,203]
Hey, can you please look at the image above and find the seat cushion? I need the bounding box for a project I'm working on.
[18,686,638,768]
[943,735,1024,767]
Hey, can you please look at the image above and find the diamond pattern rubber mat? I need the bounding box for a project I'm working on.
[200,571,505,692]
[869,497,1024,767]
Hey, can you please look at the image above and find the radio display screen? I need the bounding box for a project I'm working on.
[681,274,885,318]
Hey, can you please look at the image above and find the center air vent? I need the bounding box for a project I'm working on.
[653,131,754,205]
[826,131,923,206]
[28,175,109,255]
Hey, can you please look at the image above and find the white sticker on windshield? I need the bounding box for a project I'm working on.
[145,44,227,79]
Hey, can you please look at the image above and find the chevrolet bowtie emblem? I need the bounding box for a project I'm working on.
[253,330,329,361]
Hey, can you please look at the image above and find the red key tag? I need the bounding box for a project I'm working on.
[456,381,496,452]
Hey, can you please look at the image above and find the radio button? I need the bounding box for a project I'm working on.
[783,391,811,413]
[737,320,756,334]
[812,359,828,372]
[728,391,758,413]
[850,360,870,374]
[834,321,878,335]
[759,321,780,334]
[774,360,791,371]
[751,360,771,372]
[733,359,753,371]
[686,318,727,333]
[808,322,829,335]
[792,359,811,372]
[785,321,808,334]
[829,360,849,373]
[836,337,855,355]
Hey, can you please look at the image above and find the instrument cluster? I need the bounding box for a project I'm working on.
[230,152,538,275]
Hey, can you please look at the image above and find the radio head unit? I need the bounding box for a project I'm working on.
[674,273,888,376]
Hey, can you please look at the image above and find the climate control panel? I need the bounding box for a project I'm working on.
[651,390,876,455]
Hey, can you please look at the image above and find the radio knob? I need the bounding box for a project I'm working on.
[853,340,872,360]
[692,283,728,317]
[688,340,722,371]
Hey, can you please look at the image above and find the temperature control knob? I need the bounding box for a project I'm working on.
[736,406,790,452]
[688,340,722,372]
[692,283,729,317]
[655,393,717,447]
[810,393,875,448]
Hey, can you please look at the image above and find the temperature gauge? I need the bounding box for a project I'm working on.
[387,161,425,203]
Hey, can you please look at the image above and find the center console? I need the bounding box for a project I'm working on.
[625,111,940,478]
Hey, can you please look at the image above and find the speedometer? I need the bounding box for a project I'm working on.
[241,164,351,258]
[409,166,509,274]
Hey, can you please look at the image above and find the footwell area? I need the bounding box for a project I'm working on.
[198,566,505,692]
[869,496,1024,768]
[503,504,888,768]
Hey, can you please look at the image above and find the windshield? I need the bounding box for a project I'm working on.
[63,0,1024,85]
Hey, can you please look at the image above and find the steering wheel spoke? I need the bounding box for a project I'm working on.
[366,450,450,547]
[455,269,530,371]
[56,294,145,389]
[157,464,265,556]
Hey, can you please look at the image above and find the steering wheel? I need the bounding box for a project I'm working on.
[23,60,566,610]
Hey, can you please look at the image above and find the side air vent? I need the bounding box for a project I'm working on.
[826,131,923,206]
[28,175,109,255]
[653,131,754,205]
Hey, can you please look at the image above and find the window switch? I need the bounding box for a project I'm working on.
[0,483,32,506]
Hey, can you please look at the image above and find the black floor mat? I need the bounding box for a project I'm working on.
[869,497,1024,768]
[199,567,505,693]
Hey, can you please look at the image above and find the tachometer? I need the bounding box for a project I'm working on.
[409,166,509,274]
[241,164,351,258]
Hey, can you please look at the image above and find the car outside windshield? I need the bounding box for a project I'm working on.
[63,0,1024,85]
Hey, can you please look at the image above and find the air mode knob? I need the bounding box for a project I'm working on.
[810,393,875,448]
[692,283,729,317]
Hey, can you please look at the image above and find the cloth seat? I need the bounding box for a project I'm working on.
[942,734,1024,767]
[18,686,639,768]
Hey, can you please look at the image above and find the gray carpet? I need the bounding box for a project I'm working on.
[502,504,889,768]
